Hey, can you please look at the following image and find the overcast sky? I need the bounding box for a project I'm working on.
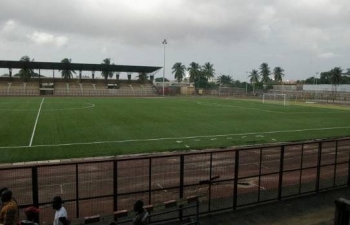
[0,0,349,81]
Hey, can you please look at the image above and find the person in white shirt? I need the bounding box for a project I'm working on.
[52,196,68,225]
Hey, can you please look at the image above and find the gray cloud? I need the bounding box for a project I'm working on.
[0,0,349,81]
[0,0,277,45]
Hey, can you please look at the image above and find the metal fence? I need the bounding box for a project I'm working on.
[1,137,349,224]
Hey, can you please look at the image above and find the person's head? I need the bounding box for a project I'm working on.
[0,187,8,196]
[133,200,144,213]
[52,196,63,210]
[1,190,12,203]
[0,187,8,205]
[25,206,40,223]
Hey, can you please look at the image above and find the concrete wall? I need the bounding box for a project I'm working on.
[303,84,350,92]
[273,84,350,93]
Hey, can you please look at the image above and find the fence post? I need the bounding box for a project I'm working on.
[333,141,338,187]
[75,164,80,218]
[180,155,184,198]
[149,158,152,205]
[113,160,118,212]
[348,146,350,186]
[31,167,39,207]
[208,153,213,213]
[334,198,350,225]
[179,155,184,221]
[299,144,305,194]
[258,148,262,202]
[316,142,322,193]
[196,197,199,223]
[233,150,239,210]
[278,146,285,200]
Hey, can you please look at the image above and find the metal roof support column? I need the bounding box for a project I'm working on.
[116,72,120,81]
[127,72,132,82]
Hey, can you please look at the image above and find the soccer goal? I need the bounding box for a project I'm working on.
[218,87,233,97]
[262,93,287,106]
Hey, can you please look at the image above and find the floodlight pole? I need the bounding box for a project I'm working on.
[162,39,167,96]
[245,71,249,95]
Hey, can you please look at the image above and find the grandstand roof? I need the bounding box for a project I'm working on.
[0,60,161,74]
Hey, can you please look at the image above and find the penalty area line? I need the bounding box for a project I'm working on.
[29,98,45,147]
[1,125,350,150]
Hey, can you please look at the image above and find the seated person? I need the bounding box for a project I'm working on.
[132,200,149,225]
[20,206,40,225]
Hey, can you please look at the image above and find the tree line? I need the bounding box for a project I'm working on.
[169,61,285,89]
[247,63,284,93]
[11,56,350,88]
[170,61,249,89]
[170,62,215,89]
[299,67,350,85]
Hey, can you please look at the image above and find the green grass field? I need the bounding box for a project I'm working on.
[1,96,350,163]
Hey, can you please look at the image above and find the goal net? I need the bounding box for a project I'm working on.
[218,87,233,97]
[218,86,245,97]
[262,93,287,106]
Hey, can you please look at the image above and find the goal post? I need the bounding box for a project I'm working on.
[218,86,232,97]
[262,93,287,106]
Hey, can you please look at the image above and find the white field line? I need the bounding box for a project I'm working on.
[196,101,349,114]
[1,125,349,150]
[196,101,277,113]
[0,103,95,111]
[29,98,45,147]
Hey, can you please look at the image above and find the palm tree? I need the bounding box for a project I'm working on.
[18,55,34,82]
[172,62,186,83]
[101,58,114,83]
[330,67,342,102]
[216,75,233,86]
[248,69,259,94]
[59,58,76,80]
[273,67,284,83]
[259,63,271,85]
[202,62,215,80]
[330,67,342,85]
[188,62,200,83]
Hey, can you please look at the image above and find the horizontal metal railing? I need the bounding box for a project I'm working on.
[0,137,349,224]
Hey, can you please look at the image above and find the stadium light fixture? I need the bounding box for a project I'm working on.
[162,39,167,96]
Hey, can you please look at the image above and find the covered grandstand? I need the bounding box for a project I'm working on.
[0,60,162,96]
